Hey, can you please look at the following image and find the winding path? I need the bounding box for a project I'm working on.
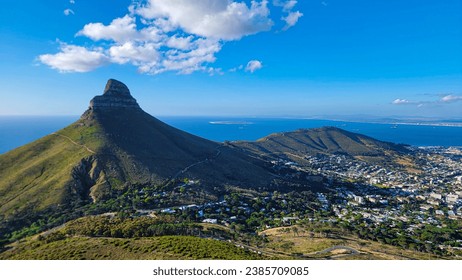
[52,133,95,154]
[314,245,359,255]
[170,146,223,180]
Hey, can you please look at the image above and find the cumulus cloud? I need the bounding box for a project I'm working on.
[166,35,194,51]
[70,0,75,4]
[63,9,74,16]
[159,38,221,74]
[40,1,302,75]
[245,60,263,73]
[77,15,140,43]
[38,44,108,73]
[135,0,273,40]
[109,42,159,66]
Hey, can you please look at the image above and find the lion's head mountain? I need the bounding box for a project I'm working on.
[0,79,408,240]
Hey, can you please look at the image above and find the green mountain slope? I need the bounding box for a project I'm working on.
[0,122,102,231]
[234,126,410,163]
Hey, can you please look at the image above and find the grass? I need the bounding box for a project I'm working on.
[395,156,422,174]
[0,132,92,216]
[0,117,107,239]
[259,225,446,260]
[0,236,265,260]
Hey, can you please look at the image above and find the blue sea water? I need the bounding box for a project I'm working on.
[1,116,462,154]
[0,116,78,154]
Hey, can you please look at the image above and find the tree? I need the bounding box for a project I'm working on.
[292,226,299,237]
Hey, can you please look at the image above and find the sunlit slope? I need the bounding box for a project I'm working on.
[0,120,104,222]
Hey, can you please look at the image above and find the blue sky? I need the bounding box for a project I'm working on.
[0,0,461,118]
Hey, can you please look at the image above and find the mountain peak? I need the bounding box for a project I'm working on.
[89,79,140,110]
[103,79,131,97]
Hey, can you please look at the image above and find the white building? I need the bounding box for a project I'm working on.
[446,194,459,204]
[202,218,218,224]
[354,195,364,204]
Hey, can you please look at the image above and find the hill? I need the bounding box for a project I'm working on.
[233,126,410,164]
[1,215,266,260]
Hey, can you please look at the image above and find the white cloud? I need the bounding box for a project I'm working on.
[273,0,302,30]
[150,18,177,33]
[139,26,165,43]
[245,60,263,73]
[41,0,302,75]
[158,38,222,74]
[135,0,273,40]
[282,11,303,30]
[77,15,140,43]
[38,44,108,73]
[166,35,194,50]
[207,67,224,76]
[109,42,160,66]
[392,94,462,107]
[70,0,75,4]
[392,99,411,105]
[273,0,297,11]
[64,9,74,16]
[229,64,244,72]
[283,1,297,11]
[441,95,462,103]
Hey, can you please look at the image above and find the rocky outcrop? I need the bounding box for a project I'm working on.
[89,79,140,110]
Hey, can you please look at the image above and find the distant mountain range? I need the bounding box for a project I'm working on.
[0,79,411,242]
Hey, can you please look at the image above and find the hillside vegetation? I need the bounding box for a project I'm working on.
[235,127,410,164]
[0,120,105,236]
[0,236,263,260]
[0,215,265,260]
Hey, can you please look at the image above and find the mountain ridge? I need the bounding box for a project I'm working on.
[233,126,410,165]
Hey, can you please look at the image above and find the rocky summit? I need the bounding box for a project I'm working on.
[89,79,140,110]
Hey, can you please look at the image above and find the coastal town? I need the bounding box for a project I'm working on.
[134,145,462,255]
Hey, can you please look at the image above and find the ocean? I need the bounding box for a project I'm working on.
[1,116,462,154]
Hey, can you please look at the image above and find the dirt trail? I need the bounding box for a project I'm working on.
[52,133,95,154]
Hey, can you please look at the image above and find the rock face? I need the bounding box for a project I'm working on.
[89,79,140,110]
